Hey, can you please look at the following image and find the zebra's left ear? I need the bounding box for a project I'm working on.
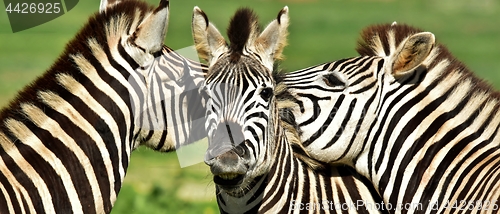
[390,32,435,78]
[253,6,289,69]
[130,0,169,54]
[191,6,228,65]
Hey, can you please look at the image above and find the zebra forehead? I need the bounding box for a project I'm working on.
[207,57,272,84]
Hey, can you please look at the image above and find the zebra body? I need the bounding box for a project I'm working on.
[0,0,207,213]
[283,23,500,213]
[192,7,385,213]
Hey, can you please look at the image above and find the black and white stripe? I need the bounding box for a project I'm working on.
[192,7,386,213]
[0,0,208,213]
[283,23,500,213]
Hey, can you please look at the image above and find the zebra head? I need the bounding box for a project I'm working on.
[192,7,289,194]
[99,0,209,152]
[284,23,436,168]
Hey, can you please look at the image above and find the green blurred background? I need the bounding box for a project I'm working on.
[0,0,499,213]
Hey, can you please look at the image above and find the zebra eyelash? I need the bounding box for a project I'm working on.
[322,73,347,88]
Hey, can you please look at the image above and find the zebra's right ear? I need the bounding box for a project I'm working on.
[390,32,435,78]
[131,0,169,55]
[192,6,228,65]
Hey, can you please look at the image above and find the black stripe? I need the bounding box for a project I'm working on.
[381,85,458,201]
[302,94,345,147]
[349,73,373,87]
[117,39,140,70]
[262,139,290,212]
[20,195,30,214]
[344,57,371,76]
[373,71,436,172]
[287,85,344,93]
[338,58,359,73]
[322,98,357,150]
[440,124,500,206]
[297,93,330,127]
[62,71,127,200]
[14,127,72,213]
[456,151,499,203]
[0,133,45,213]
[40,97,113,212]
[245,176,265,206]
[399,94,476,206]
[351,81,376,94]
[0,170,21,213]
[246,113,269,125]
[244,126,258,157]
[352,90,378,166]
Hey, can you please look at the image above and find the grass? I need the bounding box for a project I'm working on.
[0,0,499,213]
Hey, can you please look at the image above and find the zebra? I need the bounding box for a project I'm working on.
[101,1,383,213]
[0,0,209,213]
[192,7,387,213]
[282,23,500,213]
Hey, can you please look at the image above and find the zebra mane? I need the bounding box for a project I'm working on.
[0,0,153,121]
[227,8,260,62]
[356,23,424,57]
[275,74,325,170]
[356,23,500,98]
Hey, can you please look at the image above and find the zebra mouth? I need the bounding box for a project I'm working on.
[214,173,244,187]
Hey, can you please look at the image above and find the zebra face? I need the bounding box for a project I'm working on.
[284,29,435,167]
[192,6,289,193]
[284,57,385,163]
[202,58,277,192]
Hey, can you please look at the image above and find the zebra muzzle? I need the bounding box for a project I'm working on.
[205,149,248,188]
[205,121,248,188]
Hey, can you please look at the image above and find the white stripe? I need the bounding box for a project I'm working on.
[22,99,105,213]
[0,132,33,214]
[4,119,57,213]
[54,74,121,204]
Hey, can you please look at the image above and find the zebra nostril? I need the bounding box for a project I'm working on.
[206,144,232,161]
[234,145,245,157]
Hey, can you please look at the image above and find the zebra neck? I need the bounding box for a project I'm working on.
[0,44,137,213]
[129,47,208,151]
[364,69,500,210]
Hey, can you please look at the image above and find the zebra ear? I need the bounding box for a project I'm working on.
[253,6,289,69]
[390,32,435,78]
[131,0,169,54]
[191,7,228,65]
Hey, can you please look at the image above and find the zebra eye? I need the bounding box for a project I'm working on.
[260,87,273,101]
[323,73,345,87]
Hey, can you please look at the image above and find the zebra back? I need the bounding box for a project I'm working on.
[283,23,500,212]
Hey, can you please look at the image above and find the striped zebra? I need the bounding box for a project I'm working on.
[0,0,208,213]
[282,23,500,213]
[192,7,386,213]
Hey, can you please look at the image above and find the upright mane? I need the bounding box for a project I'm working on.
[356,23,425,57]
[227,8,260,62]
[356,23,500,98]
